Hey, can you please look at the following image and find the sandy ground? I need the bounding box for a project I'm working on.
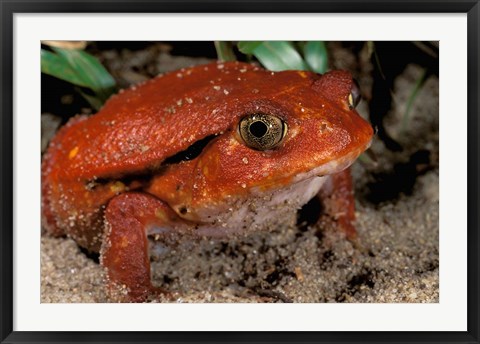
[41,44,439,303]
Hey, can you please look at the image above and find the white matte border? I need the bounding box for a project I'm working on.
[14,13,467,331]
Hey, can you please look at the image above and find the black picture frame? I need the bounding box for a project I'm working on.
[1,1,479,343]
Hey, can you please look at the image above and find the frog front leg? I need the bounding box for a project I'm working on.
[100,192,184,302]
[317,168,357,240]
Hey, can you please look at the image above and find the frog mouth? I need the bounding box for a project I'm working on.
[241,141,371,198]
[293,143,370,184]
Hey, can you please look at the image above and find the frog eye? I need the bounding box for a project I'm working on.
[238,113,288,150]
[348,79,361,109]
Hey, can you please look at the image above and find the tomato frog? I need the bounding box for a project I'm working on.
[42,61,373,302]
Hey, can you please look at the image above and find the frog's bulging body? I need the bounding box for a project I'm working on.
[42,61,373,301]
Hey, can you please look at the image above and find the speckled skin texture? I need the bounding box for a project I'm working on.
[41,61,373,301]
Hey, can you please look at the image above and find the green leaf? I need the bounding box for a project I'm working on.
[77,88,105,111]
[369,41,386,80]
[251,41,309,72]
[51,47,116,99]
[303,41,328,73]
[237,41,262,54]
[41,47,117,107]
[41,49,92,88]
[358,149,378,166]
[214,41,237,62]
[402,68,427,133]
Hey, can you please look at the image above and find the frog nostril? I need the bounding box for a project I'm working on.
[249,121,268,138]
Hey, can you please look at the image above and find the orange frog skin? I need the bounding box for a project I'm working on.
[42,61,373,302]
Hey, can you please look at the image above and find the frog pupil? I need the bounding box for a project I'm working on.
[249,121,268,138]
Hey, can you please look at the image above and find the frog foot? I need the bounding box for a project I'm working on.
[317,167,357,240]
[100,192,183,302]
